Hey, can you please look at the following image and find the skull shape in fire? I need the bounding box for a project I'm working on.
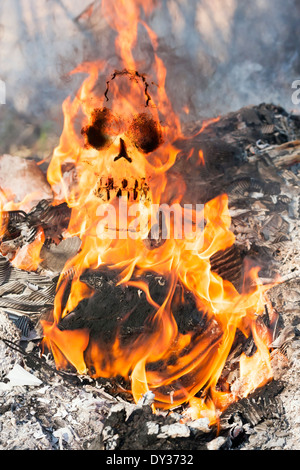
[77,70,178,242]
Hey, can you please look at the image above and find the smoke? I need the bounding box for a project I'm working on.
[0,0,299,129]
[150,0,300,121]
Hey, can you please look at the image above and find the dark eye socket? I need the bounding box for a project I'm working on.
[81,107,120,150]
[127,113,163,154]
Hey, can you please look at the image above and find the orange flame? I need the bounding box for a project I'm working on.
[40,1,276,422]
[0,187,47,271]
[0,0,276,424]
[198,149,205,166]
[12,227,45,272]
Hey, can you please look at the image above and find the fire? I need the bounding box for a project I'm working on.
[198,149,205,166]
[0,0,276,424]
[0,187,46,270]
[11,227,45,272]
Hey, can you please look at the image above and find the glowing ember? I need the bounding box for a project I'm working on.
[0,0,276,424]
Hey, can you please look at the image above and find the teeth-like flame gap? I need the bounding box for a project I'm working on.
[1,1,276,425]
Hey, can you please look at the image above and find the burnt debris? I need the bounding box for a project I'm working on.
[58,268,210,346]
[89,380,285,451]
[0,199,71,259]
[0,102,299,449]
